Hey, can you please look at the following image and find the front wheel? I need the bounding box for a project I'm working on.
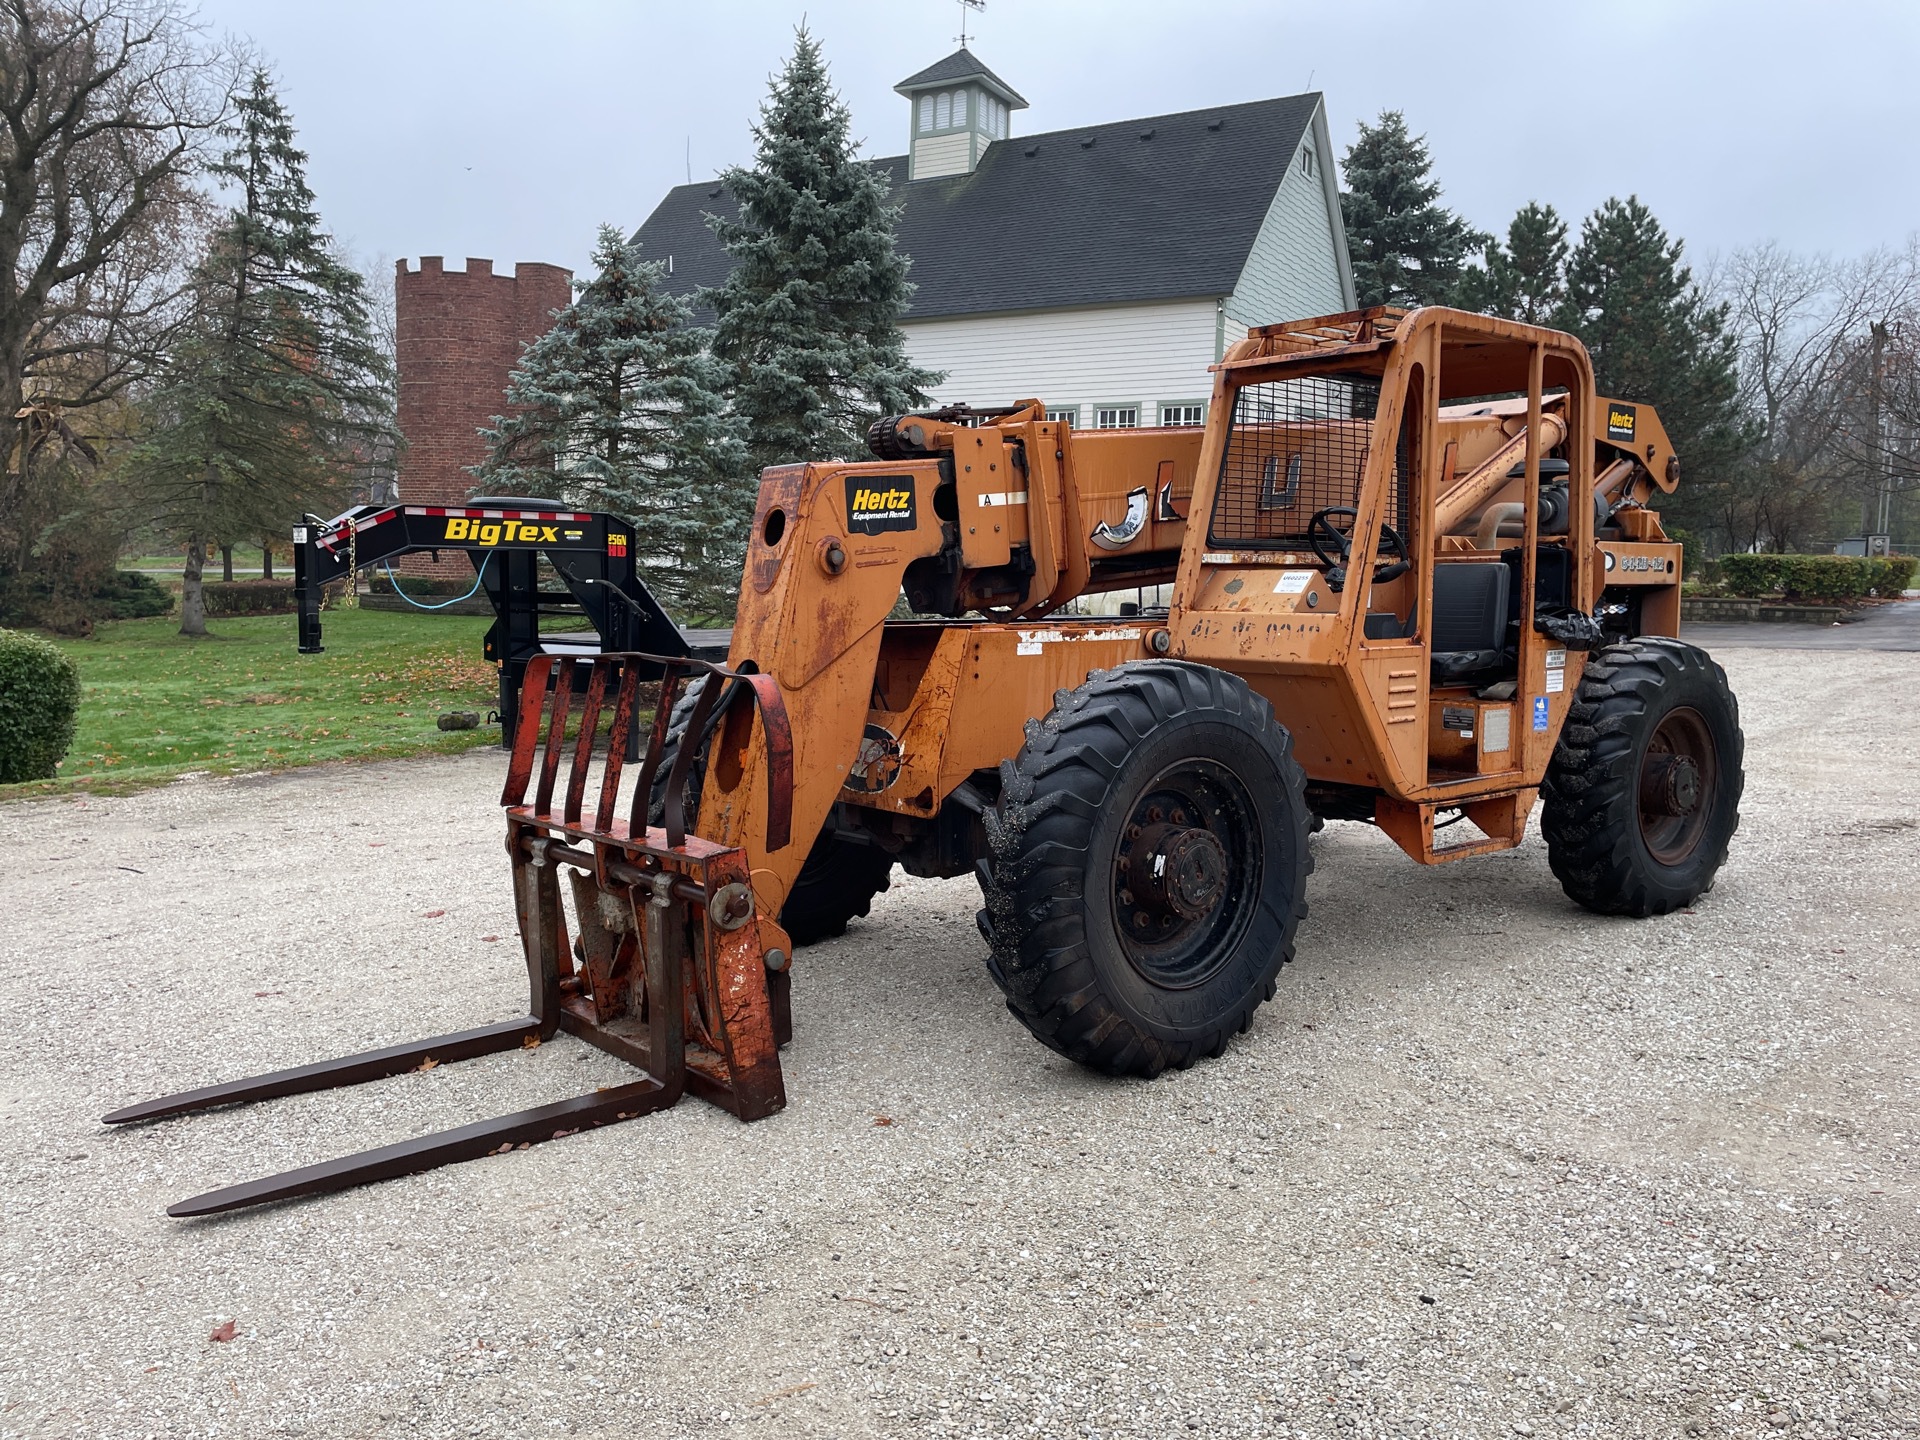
[976,661,1312,1078]
[1541,639,1744,916]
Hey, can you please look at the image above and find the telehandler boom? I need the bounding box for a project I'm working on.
[112,307,1742,1214]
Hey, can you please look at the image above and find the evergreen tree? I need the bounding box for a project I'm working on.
[1339,111,1484,308]
[706,28,938,474]
[1453,202,1569,323]
[475,226,746,615]
[133,71,393,635]
[1557,197,1750,533]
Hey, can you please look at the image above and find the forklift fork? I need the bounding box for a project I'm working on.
[104,653,795,1217]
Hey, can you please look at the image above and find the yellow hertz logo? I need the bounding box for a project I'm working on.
[444,517,559,545]
[850,485,912,514]
[1608,407,1636,435]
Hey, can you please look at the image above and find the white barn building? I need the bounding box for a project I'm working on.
[634,48,1356,431]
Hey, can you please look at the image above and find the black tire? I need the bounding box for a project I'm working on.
[778,829,895,945]
[976,661,1312,1078]
[1541,638,1744,917]
[650,679,892,947]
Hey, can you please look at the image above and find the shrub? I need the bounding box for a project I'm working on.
[204,579,297,616]
[0,629,82,783]
[95,571,174,620]
[1716,554,1783,597]
[1866,555,1917,595]
[1718,553,1917,602]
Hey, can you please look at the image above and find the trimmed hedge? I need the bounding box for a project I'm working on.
[1719,553,1917,602]
[205,579,297,616]
[0,629,82,783]
[369,572,475,597]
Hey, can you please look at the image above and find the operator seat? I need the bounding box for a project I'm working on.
[1428,563,1511,685]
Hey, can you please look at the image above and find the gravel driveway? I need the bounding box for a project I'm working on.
[1,645,1915,1439]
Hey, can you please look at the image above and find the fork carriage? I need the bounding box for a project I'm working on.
[105,652,797,1217]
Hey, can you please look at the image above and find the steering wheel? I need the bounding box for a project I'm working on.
[1306,507,1410,591]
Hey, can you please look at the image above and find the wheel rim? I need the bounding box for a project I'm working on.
[1110,758,1261,989]
[1636,705,1718,866]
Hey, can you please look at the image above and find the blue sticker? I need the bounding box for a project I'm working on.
[1532,696,1550,731]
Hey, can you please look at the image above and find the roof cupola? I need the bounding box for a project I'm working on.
[894,48,1028,181]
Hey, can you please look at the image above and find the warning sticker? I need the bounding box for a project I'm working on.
[1545,669,1565,695]
[1546,648,1567,669]
[1532,696,1551,731]
[1483,709,1511,754]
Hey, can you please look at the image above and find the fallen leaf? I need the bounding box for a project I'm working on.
[415,1057,440,1072]
[872,1116,893,1127]
[209,1320,237,1343]
[755,1380,817,1404]
[521,1035,541,1050]
[423,909,446,918]
[479,934,500,943]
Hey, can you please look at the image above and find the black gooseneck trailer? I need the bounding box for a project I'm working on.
[292,496,720,743]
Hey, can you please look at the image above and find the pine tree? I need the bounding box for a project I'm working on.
[1453,202,1569,323]
[474,226,746,616]
[1558,196,1750,533]
[706,28,938,474]
[133,71,393,635]
[1339,111,1485,308]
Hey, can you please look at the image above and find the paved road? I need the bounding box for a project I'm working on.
[1685,598,1920,652]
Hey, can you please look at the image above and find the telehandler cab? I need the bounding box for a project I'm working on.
[112,307,1742,1215]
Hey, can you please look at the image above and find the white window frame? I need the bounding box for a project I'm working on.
[935,92,951,129]
[1094,404,1141,430]
[918,95,934,133]
[1159,401,1206,427]
[1299,143,1316,177]
[1044,405,1078,427]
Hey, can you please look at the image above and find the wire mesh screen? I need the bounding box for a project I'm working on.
[1208,374,1396,549]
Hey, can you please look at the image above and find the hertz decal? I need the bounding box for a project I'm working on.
[845,475,916,534]
[443,517,561,546]
[1606,403,1637,443]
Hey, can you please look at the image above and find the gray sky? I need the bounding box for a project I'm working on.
[197,0,1920,287]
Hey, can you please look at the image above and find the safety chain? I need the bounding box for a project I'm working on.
[339,517,359,610]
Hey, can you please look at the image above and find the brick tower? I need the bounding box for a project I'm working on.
[394,256,572,512]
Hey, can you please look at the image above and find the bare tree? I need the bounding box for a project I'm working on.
[0,0,237,572]
[1716,239,1920,549]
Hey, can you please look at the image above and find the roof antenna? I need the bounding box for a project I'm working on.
[956,0,984,46]
[685,136,692,184]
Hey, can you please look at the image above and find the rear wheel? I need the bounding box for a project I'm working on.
[976,661,1312,1077]
[1541,639,1743,916]
[651,680,892,946]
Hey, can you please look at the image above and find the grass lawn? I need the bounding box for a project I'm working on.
[2,608,507,798]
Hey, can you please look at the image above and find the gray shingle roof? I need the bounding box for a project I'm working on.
[893,48,1028,107]
[631,91,1323,323]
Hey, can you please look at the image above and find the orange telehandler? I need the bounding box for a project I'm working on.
[112,307,1742,1214]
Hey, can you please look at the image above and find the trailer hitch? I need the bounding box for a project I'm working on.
[104,652,795,1217]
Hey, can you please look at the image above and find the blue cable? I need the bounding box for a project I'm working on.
[380,552,492,610]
